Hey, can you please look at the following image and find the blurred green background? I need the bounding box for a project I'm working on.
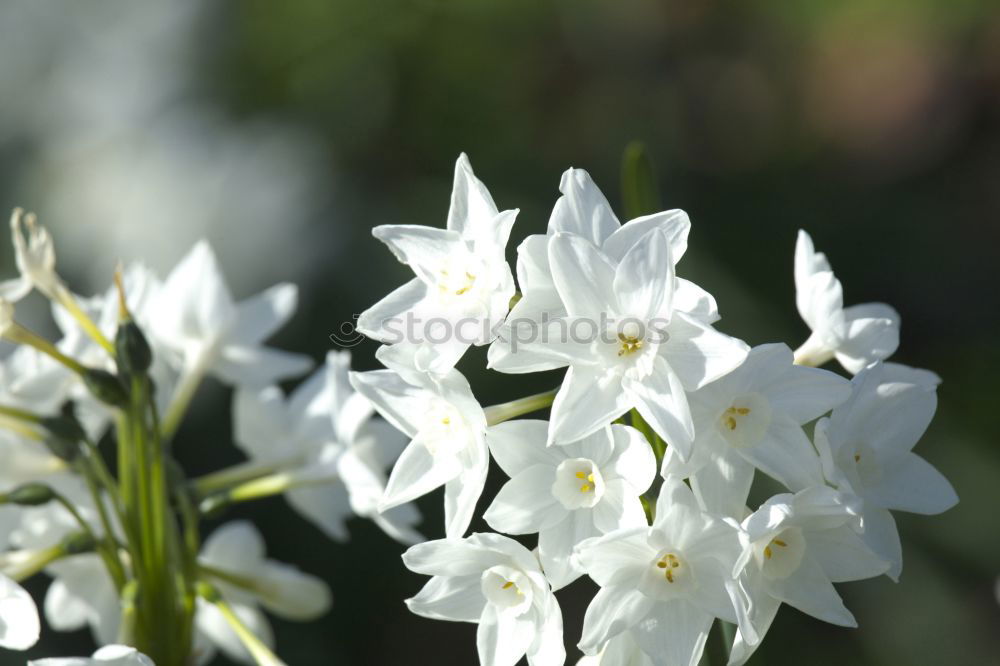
[2,0,999,664]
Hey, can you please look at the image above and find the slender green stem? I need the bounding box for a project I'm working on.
[161,350,213,441]
[77,466,127,590]
[483,388,558,426]
[0,415,44,441]
[53,283,115,355]
[2,323,87,375]
[630,409,665,462]
[199,471,329,514]
[197,582,288,666]
[191,459,290,498]
[0,403,43,424]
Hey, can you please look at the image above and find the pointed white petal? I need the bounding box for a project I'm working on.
[483,464,562,535]
[405,574,485,623]
[549,367,630,445]
[578,586,654,655]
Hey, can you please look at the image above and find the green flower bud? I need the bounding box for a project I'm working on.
[115,320,153,377]
[60,531,97,555]
[40,412,86,462]
[4,483,56,506]
[82,368,129,407]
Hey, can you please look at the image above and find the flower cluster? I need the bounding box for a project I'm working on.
[355,155,958,666]
[0,211,419,664]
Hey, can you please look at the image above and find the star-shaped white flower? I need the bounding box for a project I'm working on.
[357,154,517,372]
[403,533,565,666]
[813,362,957,580]
[234,351,421,544]
[575,478,741,666]
[350,346,488,538]
[793,230,900,373]
[507,227,747,452]
[489,167,715,374]
[483,420,654,589]
[662,343,850,517]
[150,240,312,389]
[0,208,60,302]
[727,487,888,665]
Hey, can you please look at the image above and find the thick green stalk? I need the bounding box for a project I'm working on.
[483,389,558,426]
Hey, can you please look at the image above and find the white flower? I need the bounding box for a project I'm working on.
[357,153,517,372]
[233,350,421,544]
[483,421,655,589]
[196,521,331,665]
[28,645,154,666]
[1,208,60,301]
[402,533,565,666]
[813,362,957,580]
[44,554,121,646]
[793,230,900,373]
[727,487,888,666]
[350,347,488,538]
[0,572,40,650]
[575,478,741,666]
[488,167,716,374]
[506,227,747,451]
[662,343,851,517]
[150,240,312,389]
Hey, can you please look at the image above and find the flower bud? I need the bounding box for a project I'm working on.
[115,320,153,377]
[4,483,56,506]
[82,368,129,407]
[60,531,96,555]
[40,412,86,462]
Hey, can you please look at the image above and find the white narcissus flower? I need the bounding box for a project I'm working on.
[357,153,517,372]
[28,645,154,666]
[575,478,741,666]
[489,167,715,373]
[196,521,332,665]
[727,487,889,666]
[0,572,40,650]
[662,343,851,517]
[0,208,59,301]
[510,227,747,452]
[793,230,900,373]
[403,533,565,666]
[813,362,957,580]
[483,421,655,589]
[350,347,488,538]
[234,350,421,544]
[150,240,312,389]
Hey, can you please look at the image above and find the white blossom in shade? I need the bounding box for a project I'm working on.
[0,208,59,301]
[357,153,517,373]
[349,348,488,539]
[28,644,154,666]
[149,240,312,388]
[661,343,851,517]
[504,227,747,452]
[483,421,655,589]
[793,229,900,373]
[813,362,957,580]
[575,478,741,666]
[0,572,40,650]
[727,487,889,666]
[488,167,717,374]
[44,555,121,647]
[233,350,421,544]
[729,486,889,666]
[402,533,565,666]
[196,521,331,665]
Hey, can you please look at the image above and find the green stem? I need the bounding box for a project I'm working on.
[199,471,328,514]
[197,582,287,666]
[483,388,558,426]
[191,459,290,498]
[161,350,213,441]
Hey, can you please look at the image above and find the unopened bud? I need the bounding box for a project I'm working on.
[60,531,96,555]
[40,413,86,462]
[4,483,56,506]
[115,320,153,377]
[82,368,129,407]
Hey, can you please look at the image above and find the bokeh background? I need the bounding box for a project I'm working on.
[2,0,999,664]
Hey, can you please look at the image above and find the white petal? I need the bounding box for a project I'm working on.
[405,574,485,622]
[356,278,428,341]
[607,424,656,494]
[602,209,690,263]
[484,464,562,534]
[690,445,754,519]
[631,599,713,666]
[857,505,903,580]
[402,538,505,577]
[767,555,855,627]
[867,453,957,515]
[213,345,313,387]
[661,314,749,391]
[538,512,595,590]
[548,232,618,318]
[576,528,654,588]
[381,437,462,511]
[257,561,332,620]
[372,224,465,284]
[485,420,560,477]
[624,357,695,458]
[548,168,620,245]
[549,366,630,445]
[443,442,490,538]
[740,417,825,492]
[834,303,900,373]
[230,283,298,346]
[349,370,428,438]
[447,153,501,236]
[527,591,566,666]
[593,479,647,533]
[200,521,265,572]
[0,574,39,650]
[806,526,889,583]
[477,604,536,666]
[613,228,674,321]
[578,586,654,655]
[672,278,719,323]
